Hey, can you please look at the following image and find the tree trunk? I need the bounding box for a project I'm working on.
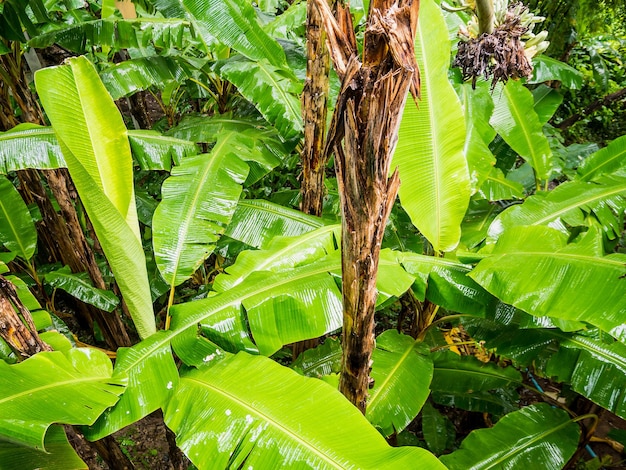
[293,0,332,360]
[314,0,420,412]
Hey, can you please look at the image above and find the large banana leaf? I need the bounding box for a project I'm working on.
[456,81,496,192]
[471,225,626,340]
[35,56,156,339]
[165,352,446,469]
[167,113,289,184]
[28,17,190,52]
[488,176,626,241]
[0,426,87,470]
[43,266,120,312]
[180,0,287,67]
[152,134,249,287]
[577,133,626,182]
[0,124,65,173]
[0,175,37,260]
[394,0,470,253]
[366,330,433,437]
[440,403,580,469]
[0,349,125,450]
[213,56,303,140]
[532,84,564,125]
[489,80,554,182]
[127,130,198,171]
[225,198,325,248]
[84,331,178,439]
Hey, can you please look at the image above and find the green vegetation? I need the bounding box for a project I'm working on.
[0,0,625,469]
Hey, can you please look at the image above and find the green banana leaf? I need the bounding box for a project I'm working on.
[127,130,198,171]
[477,167,525,201]
[213,56,303,140]
[28,17,190,52]
[0,124,65,173]
[225,199,325,249]
[0,175,37,260]
[432,387,520,415]
[456,81,496,192]
[43,266,120,312]
[422,402,456,455]
[100,56,193,100]
[291,337,342,378]
[0,426,87,470]
[530,56,583,89]
[164,352,446,469]
[488,176,626,241]
[35,56,156,339]
[440,403,580,470]
[394,0,470,253]
[152,135,249,287]
[180,0,287,67]
[489,80,554,182]
[532,84,564,125]
[167,113,288,184]
[460,199,502,249]
[471,225,626,340]
[431,350,522,394]
[0,348,125,450]
[366,330,433,437]
[84,331,178,440]
[577,134,626,182]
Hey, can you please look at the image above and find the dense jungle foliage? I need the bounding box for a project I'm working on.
[0,0,625,469]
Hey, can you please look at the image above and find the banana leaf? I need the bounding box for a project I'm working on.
[530,56,583,89]
[0,426,86,470]
[456,81,496,192]
[577,134,626,182]
[291,337,342,378]
[431,350,522,394]
[180,0,287,67]
[35,56,156,339]
[127,130,198,170]
[490,80,554,182]
[225,198,325,249]
[0,175,37,261]
[394,0,470,253]
[460,199,502,249]
[0,348,125,450]
[28,17,190,52]
[440,404,580,470]
[213,56,303,140]
[0,124,65,173]
[152,134,249,287]
[43,266,120,312]
[532,84,564,125]
[422,402,456,455]
[366,330,433,437]
[487,176,626,241]
[477,167,525,201]
[471,225,626,339]
[164,352,446,469]
[84,331,178,439]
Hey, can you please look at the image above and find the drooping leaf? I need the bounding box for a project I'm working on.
[490,80,554,182]
[577,134,626,182]
[0,348,125,450]
[84,331,179,439]
[213,56,303,140]
[532,84,564,125]
[127,130,198,171]
[366,330,433,437]
[0,175,37,260]
[43,266,120,312]
[35,56,156,339]
[0,124,65,173]
[529,56,583,89]
[488,176,626,241]
[471,225,626,340]
[225,198,325,249]
[165,352,446,469]
[152,134,249,287]
[394,0,470,252]
[440,404,580,470]
[0,425,87,470]
[291,337,342,378]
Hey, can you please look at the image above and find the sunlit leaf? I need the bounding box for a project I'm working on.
[0,124,65,173]
[577,134,626,182]
[165,352,446,469]
[0,175,37,260]
[291,337,342,378]
[127,130,198,171]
